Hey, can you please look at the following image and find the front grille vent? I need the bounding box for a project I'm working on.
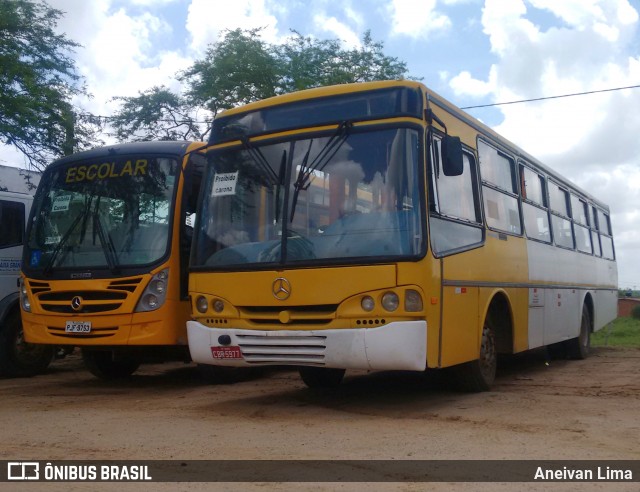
[236,333,327,365]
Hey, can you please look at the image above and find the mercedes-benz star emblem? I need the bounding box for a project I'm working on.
[272,277,291,301]
[71,296,83,312]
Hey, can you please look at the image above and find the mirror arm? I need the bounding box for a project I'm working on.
[425,108,448,134]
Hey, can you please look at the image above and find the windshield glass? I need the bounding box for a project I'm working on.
[25,155,180,273]
[192,126,423,269]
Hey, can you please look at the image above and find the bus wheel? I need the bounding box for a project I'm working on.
[298,367,345,389]
[0,310,54,377]
[455,318,497,392]
[81,349,140,380]
[566,304,590,360]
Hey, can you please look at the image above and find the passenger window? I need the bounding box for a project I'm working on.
[520,165,551,244]
[0,200,25,249]
[478,140,521,235]
[520,166,546,206]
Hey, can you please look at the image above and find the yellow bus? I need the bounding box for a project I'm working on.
[20,141,205,379]
[187,80,617,390]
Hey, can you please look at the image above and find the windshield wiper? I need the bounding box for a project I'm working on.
[43,198,91,276]
[92,195,120,274]
[290,120,352,222]
[240,136,278,185]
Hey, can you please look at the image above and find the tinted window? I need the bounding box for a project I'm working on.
[0,200,25,248]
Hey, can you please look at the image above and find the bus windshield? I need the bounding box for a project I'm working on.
[25,155,180,274]
[192,126,424,269]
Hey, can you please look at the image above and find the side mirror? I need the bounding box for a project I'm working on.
[442,135,464,176]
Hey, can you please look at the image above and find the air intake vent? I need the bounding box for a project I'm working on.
[235,333,327,365]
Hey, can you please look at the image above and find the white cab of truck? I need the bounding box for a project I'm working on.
[0,166,54,376]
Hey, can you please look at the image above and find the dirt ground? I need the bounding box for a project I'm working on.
[1,346,639,491]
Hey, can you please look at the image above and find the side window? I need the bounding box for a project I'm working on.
[433,139,480,223]
[548,182,574,249]
[478,140,521,235]
[596,208,615,260]
[0,199,25,249]
[429,134,483,256]
[571,194,592,254]
[520,165,551,243]
[590,206,601,257]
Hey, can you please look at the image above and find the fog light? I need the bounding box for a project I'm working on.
[381,292,399,312]
[196,296,208,313]
[405,289,423,312]
[361,295,375,312]
[213,299,224,313]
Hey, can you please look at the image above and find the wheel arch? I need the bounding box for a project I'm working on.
[581,291,595,333]
[480,289,514,355]
[0,293,20,326]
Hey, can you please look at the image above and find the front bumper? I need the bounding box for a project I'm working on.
[187,320,427,371]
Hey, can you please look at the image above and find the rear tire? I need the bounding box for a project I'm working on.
[454,318,497,392]
[298,367,345,389]
[566,304,591,360]
[0,310,54,377]
[82,349,140,380]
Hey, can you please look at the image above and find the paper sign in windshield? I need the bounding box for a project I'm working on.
[212,172,239,197]
[52,195,71,213]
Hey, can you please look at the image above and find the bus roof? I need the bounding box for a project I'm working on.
[46,141,200,169]
[214,80,608,212]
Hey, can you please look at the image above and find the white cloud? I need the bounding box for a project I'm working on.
[313,14,361,48]
[449,66,497,97]
[447,0,640,287]
[388,0,452,39]
[185,0,280,53]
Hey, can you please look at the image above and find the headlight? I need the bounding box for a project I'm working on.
[20,279,31,312]
[213,299,224,313]
[381,292,399,312]
[135,269,169,312]
[361,295,375,312]
[196,296,209,313]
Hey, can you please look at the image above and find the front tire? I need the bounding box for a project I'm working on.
[82,349,140,380]
[454,318,497,392]
[0,310,54,377]
[298,367,345,389]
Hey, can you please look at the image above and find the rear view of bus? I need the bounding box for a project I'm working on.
[20,141,204,379]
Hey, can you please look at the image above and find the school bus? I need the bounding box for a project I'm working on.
[187,80,617,390]
[20,141,205,379]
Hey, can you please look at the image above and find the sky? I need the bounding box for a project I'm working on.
[2,0,639,288]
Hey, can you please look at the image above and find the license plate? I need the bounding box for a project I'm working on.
[211,346,242,359]
[65,321,92,333]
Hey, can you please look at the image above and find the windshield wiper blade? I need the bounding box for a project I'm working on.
[43,205,89,276]
[92,196,120,274]
[290,120,352,222]
[240,136,278,185]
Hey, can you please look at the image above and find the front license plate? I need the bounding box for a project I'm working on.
[211,346,242,360]
[65,321,92,333]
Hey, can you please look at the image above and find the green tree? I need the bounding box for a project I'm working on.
[181,28,280,115]
[277,30,411,92]
[109,86,209,142]
[0,0,99,170]
[111,28,413,142]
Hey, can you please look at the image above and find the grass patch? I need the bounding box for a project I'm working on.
[592,317,640,347]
